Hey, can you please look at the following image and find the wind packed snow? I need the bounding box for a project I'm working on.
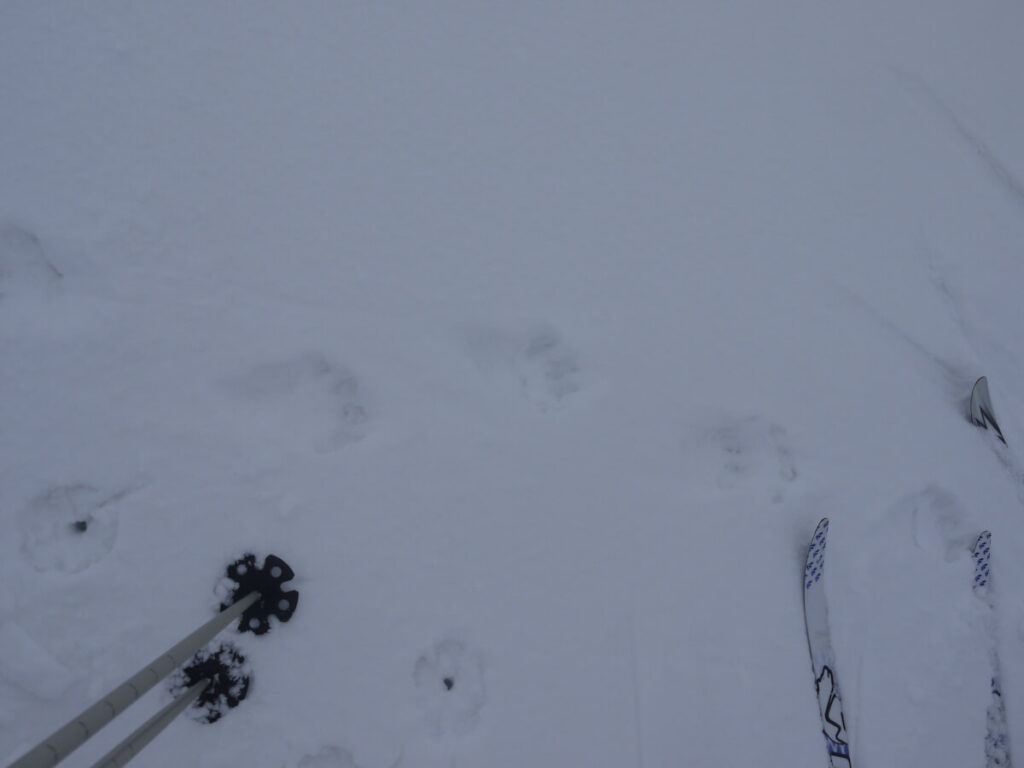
[2,3,1024,767]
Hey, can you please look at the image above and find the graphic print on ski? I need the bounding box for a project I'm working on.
[804,518,852,766]
[973,531,1012,767]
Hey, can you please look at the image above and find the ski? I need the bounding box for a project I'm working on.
[972,531,1012,767]
[970,376,1007,446]
[968,377,1024,504]
[804,518,852,766]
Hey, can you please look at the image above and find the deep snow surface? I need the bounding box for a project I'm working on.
[2,3,1024,767]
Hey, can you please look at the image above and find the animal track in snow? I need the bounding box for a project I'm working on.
[463,323,582,411]
[19,483,131,573]
[892,486,973,562]
[520,327,581,408]
[413,639,486,737]
[224,353,369,454]
[768,424,798,482]
[699,415,798,500]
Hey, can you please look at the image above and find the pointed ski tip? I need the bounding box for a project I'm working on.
[969,376,1008,444]
[969,376,989,426]
[972,530,993,595]
[973,530,992,553]
[810,519,829,548]
[805,519,830,591]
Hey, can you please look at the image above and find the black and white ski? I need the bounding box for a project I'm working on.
[970,377,1007,446]
[972,531,1012,767]
[804,518,852,767]
[968,377,1024,503]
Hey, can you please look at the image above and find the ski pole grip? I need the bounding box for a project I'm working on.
[7,590,260,768]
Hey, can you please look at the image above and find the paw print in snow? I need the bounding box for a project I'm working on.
[715,424,746,481]
[462,323,583,412]
[769,423,798,482]
[224,353,369,455]
[895,485,973,562]
[698,415,798,500]
[518,327,582,409]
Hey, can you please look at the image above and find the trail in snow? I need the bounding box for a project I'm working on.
[2,3,1024,768]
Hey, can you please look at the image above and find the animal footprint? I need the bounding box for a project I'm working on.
[225,353,369,455]
[413,639,486,737]
[518,327,582,409]
[714,423,748,482]
[462,323,582,411]
[701,416,799,500]
[19,484,130,573]
[769,424,798,482]
[894,486,973,562]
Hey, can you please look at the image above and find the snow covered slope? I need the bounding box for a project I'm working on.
[2,2,1023,767]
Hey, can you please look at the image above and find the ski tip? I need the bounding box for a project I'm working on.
[969,376,988,425]
[969,376,1008,444]
[972,531,992,593]
[972,530,992,554]
[805,518,829,590]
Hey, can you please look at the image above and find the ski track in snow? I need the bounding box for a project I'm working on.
[847,486,992,768]
[922,257,1024,502]
[982,437,1024,506]
[835,277,1024,501]
[0,221,62,299]
[895,71,1024,215]
[917,253,1024,503]
[836,284,974,399]
[923,248,1024,422]
[923,246,973,346]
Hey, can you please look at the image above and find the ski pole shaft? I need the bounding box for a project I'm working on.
[7,590,260,768]
[86,678,211,768]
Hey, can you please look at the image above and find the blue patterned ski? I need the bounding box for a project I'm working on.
[973,531,1012,767]
[804,518,852,766]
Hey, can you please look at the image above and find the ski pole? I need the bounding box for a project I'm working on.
[86,678,211,768]
[7,590,260,768]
